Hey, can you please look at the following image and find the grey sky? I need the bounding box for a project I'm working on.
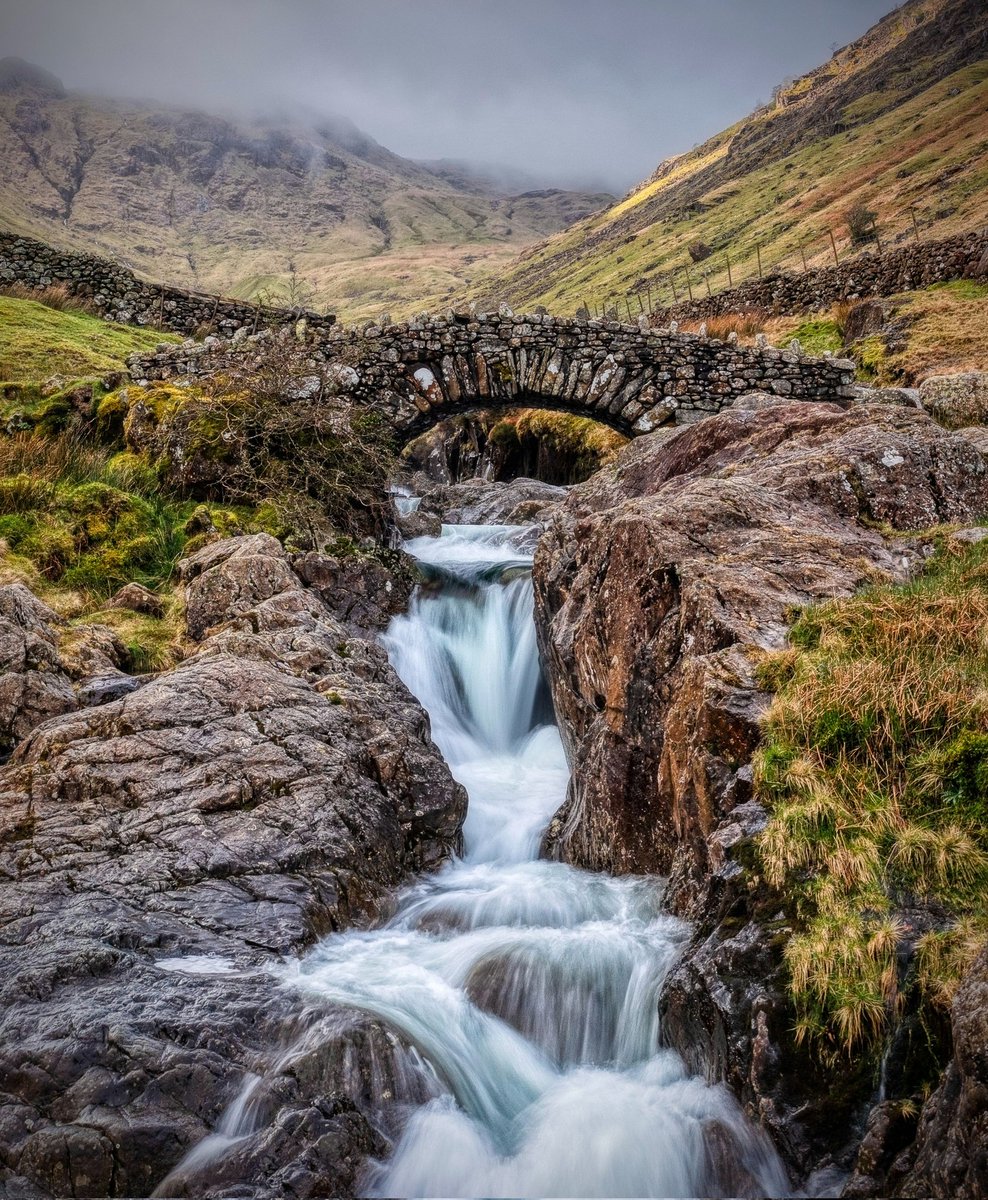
[1,0,899,191]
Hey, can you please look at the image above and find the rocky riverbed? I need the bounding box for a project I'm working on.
[0,534,464,1197]
[1,390,988,1198]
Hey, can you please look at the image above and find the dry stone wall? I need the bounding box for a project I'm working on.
[649,228,988,324]
[129,308,856,437]
[0,231,336,338]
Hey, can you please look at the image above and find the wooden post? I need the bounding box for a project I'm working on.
[910,208,921,244]
[704,270,712,298]
[828,227,840,267]
[873,219,883,253]
[670,275,679,304]
[625,296,634,321]
[685,267,694,302]
[157,287,165,328]
[645,283,653,312]
[725,252,733,288]
[637,293,646,314]
[756,243,763,279]
[800,243,809,273]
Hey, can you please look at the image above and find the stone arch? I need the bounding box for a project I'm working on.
[342,314,854,441]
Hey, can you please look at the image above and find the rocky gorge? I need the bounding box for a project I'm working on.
[531,395,988,1196]
[1,346,988,1197]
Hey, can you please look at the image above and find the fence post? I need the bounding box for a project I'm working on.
[670,275,679,304]
[828,227,840,267]
[637,293,645,315]
[800,244,809,273]
[725,253,733,288]
[910,208,921,244]
[684,268,694,302]
[756,243,763,279]
[704,270,712,298]
[645,282,653,312]
[625,296,634,321]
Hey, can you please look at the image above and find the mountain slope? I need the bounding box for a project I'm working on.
[477,0,988,313]
[0,59,612,321]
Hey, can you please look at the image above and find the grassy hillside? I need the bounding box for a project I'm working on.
[0,59,611,323]
[477,0,988,314]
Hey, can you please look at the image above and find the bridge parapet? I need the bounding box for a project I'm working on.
[129,309,857,437]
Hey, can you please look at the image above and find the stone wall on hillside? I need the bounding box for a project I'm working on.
[128,309,856,437]
[0,231,336,338]
[648,228,988,324]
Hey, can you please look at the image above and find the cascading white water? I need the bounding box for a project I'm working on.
[278,520,790,1199]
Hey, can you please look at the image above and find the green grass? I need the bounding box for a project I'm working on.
[788,318,844,356]
[754,534,988,1060]
[0,295,178,383]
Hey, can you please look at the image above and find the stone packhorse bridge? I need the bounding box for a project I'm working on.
[130,308,857,437]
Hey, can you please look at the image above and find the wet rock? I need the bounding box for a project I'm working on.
[895,944,988,1199]
[0,536,465,1198]
[294,548,413,633]
[439,477,567,526]
[0,583,76,756]
[75,672,145,707]
[106,581,165,617]
[920,371,988,429]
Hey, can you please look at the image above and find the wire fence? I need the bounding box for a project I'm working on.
[577,207,940,322]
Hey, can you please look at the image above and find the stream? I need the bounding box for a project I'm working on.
[164,520,790,1197]
[285,522,789,1198]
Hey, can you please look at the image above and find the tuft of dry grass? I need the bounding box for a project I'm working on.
[681,309,769,340]
[755,533,988,1060]
[0,280,93,314]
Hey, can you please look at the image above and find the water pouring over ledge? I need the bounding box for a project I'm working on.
[173,521,790,1198]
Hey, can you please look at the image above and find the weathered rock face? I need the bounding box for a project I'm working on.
[0,535,465,1198]
[532,401,988,1183]
[920,370,988,429]
[0,583,76,758]
[894,945,988,1199]
[535,402,987,893]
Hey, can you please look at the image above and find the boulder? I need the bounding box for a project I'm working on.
[438,477,567,526]
[106,581,166,618]
[920,371,988,429]
[843,299,888,343]
[0,536,465,1198]
[957,425,988,457]
[0,583,76,757]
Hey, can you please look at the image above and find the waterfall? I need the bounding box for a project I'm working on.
[161,518,789,1198]
[280,520,790,1199]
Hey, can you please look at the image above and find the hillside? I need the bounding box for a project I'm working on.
[0,58,611,322]
[477,0,988,313]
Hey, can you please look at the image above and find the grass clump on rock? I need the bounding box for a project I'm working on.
[754,534,988,1060]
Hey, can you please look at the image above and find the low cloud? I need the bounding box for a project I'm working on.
[0,0,896,191]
